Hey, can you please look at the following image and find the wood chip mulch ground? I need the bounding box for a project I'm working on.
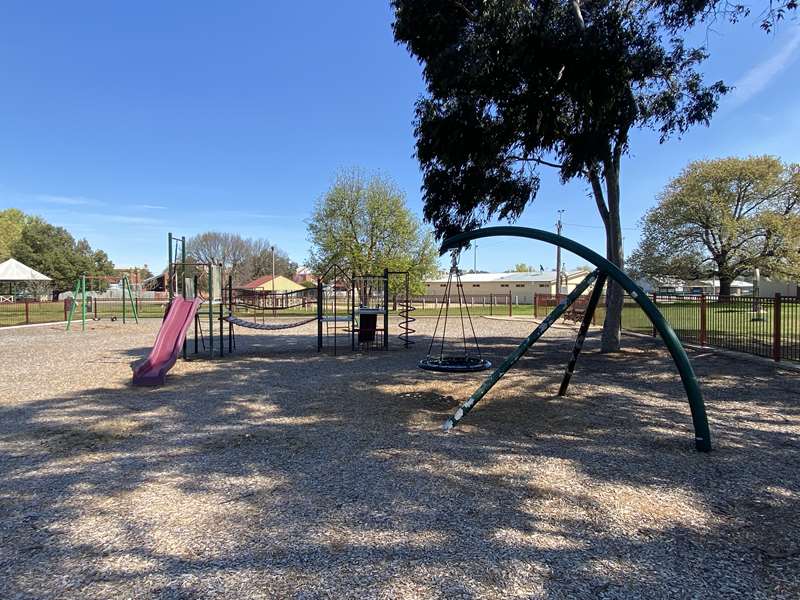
[1,316,799,599]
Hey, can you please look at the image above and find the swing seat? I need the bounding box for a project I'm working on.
[418,355,492,373]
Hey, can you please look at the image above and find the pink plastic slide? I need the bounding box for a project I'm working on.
[132,297,203,386]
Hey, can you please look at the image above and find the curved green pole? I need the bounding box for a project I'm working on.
[440,226,712,452]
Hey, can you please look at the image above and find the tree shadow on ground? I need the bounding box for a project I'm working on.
[1,326,799,598]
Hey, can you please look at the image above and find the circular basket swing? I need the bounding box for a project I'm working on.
[418,259,491,373]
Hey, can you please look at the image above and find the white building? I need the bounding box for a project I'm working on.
[423,270,592,304]
[637,277,753,296]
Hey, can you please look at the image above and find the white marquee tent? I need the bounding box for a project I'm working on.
[0,258,51,301]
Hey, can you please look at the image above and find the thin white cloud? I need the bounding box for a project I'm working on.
[195,209,298,220]
[131,204,168,210]
[37,194,102,206]
[728,27,800,109]
[86,213,164,225]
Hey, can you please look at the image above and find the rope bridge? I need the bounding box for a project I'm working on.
[224,315,318,331]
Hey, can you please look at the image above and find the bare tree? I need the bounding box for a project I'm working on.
[186,231,297,286]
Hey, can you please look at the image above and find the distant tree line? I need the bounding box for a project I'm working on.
[0,208,115,297]
[508,263,544,273]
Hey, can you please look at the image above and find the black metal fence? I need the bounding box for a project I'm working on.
[533,292,800,363]
[4,291,799,363]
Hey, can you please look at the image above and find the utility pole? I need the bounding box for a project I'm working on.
[473,243,478,273]
[271,245,276,316]
[555,210,564,296]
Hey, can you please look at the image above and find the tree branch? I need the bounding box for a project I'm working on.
[571,0,586,30]
[452,0,478,21]
[508,154,566,170]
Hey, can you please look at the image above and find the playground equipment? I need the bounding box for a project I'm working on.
[435,226,712,452]
[132,234,232,386]
[419,261,490,372]
[394,271,416,348]
[66,274,139,331]
[132,296,202,385]
[134,232,417,386]
[352,270,390,350]
[167,233,232,360]
[224,282,318,332]
[316,263,353,354]
[314,265,415,353]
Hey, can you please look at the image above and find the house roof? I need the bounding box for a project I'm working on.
[240,274,276,289]
[0,258,51,282]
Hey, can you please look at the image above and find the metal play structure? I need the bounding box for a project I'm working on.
[316,266,416,353]
[66,274,139,331]
[133,233,417,385]
[161,251,416,356]
[433,226,712,452]
[167,233,231,359]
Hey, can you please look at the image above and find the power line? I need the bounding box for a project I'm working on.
[563,222,640,231]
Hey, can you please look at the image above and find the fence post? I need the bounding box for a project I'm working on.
[25,300,30,324]
[64,299,69,321]
[533,294,537,318]
[490,293,493,315]
[773,293,782,362]
[700,294,707,346]
[653,292,658,337]
[508,291,512,317]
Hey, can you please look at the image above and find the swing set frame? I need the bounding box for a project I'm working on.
[65,274,139,331]
[438,226,712,452]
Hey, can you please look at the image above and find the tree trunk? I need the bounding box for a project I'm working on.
[718,276,732,299]
[600,161,624,353]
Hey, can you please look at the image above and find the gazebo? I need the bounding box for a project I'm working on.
[0,258,52,302]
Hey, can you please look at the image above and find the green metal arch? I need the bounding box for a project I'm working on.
[440,226,712,452]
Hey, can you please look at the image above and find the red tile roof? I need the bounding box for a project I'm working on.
[240,274,276,289]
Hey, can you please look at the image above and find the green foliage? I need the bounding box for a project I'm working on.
[629,156,800,294]
[391,0,728,240]
[307,168,439,295]
[391,0,738,352]
[0,208,27,261]
[138,266,155,281]
[245,246,297,282]
[510,263,538,272]
[9,214,116,293]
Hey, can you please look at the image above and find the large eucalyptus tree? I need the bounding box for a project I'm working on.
[391,0,739,351]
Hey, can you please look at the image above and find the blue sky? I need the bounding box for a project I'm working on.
[1,2,798,273]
